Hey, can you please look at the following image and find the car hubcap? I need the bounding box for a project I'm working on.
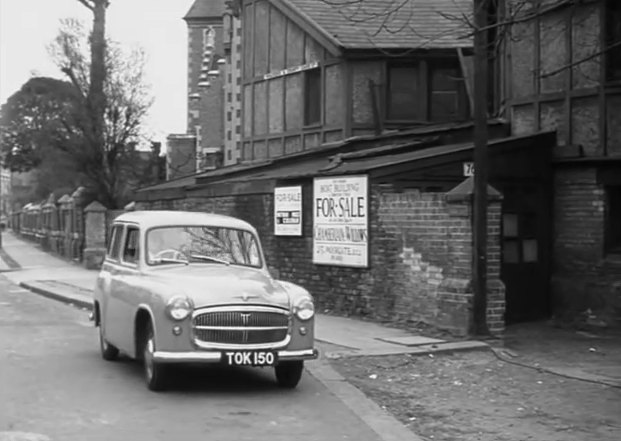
[144,338,154,380]
[99,327,107,350]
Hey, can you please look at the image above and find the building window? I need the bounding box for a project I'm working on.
[606,0,621,81]
[386,60,468,122]
[605,186,621,254]
[430,65,462,121]
[387,66,419,120]
[304,68,322,125]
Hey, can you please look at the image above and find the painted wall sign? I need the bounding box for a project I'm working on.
[274,186,303,236]
[263,61,319,80]
[313,175,369,268]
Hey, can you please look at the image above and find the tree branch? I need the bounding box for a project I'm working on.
[60,67,87,100]
[76,0,94,11]
[540,39,621,78]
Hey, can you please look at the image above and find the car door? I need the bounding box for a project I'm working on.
[106,224,142,353]
[98,223,124,345]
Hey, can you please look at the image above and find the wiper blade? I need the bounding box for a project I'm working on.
[151,257,188,265]
[189,254,230,265]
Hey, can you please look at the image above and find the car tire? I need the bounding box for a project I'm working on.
[275,361,304,389]
[142,321,168,391]
[99,324,119,361]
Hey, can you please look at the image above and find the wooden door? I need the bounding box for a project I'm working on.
[500,183,551,323]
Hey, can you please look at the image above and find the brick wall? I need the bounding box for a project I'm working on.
[551,167,621,321]
[137,178,505,336]
[187,21,225,169]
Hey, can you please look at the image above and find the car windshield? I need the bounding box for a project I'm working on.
[146,226,262,268]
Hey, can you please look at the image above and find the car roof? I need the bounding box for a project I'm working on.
[113,210,257,232]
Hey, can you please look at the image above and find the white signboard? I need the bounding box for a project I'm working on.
[263,61,319,80]
[313,175,368,268]
[274,186,302,236]
[463,161,475,177]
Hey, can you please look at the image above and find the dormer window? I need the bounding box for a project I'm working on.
[386,59,469,123]
[304,68,322,126]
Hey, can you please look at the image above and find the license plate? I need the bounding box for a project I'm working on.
[223,351,277,366]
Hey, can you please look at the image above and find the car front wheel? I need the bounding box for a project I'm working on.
[142,321,168,391]
[99,324,119,361]
[275,361,304,389]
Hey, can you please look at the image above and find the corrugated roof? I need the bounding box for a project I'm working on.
[136,131,554,200]
[213,133,553,183]
[184,0,226,20]
[286,0,473,50]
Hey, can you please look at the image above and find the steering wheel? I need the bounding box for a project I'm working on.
[153,249,187,261]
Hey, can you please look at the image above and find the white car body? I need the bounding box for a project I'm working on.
[92,210,318,391]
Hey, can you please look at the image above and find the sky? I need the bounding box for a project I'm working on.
[0,0,194,146]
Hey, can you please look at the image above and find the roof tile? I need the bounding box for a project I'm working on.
[184,0,226,20]
[286,0,473,49]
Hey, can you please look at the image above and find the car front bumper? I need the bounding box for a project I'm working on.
[153,348,319,364]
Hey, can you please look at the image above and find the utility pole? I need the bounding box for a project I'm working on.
[472,0,489,335]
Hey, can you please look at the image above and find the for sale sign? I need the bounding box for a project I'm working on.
[313,175,368,268]
[274,186,302,236]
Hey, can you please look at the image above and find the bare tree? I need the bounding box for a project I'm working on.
[48,18,154,207]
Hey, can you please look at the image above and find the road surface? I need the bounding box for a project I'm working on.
[0,275,381,441]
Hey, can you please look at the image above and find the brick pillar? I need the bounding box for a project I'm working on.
[83,201,107,269]
[438,177,506,337]
[486,198,506,336]
[437,189,474,336]
[71,187,85,261]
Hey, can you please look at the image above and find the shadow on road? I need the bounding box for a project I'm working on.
[110,355,298,395]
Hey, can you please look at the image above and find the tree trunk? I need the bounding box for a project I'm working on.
[88,0,107,176]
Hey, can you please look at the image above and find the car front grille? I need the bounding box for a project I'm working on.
[192,307,290,347]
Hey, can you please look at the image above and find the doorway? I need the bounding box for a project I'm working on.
[499,183,551,324]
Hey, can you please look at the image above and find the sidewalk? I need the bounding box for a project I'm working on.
[1,230,620,441]
[2,230,619,388]
[0,230,487,358]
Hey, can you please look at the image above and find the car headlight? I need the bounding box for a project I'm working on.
[166,296,193,321]
[294,298,315,321]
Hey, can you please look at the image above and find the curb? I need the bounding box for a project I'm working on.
[0,247,21,270]
[319,340,491,360]
[307,360,425,441]
[18,279,428,441]
[19,281,93,311]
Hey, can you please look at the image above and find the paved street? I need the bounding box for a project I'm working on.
[0,275,382,441]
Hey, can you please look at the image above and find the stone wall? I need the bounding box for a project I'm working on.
[137,178,505,336]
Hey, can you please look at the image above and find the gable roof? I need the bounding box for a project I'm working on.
[284,0,473,50]
[183,0,226,21]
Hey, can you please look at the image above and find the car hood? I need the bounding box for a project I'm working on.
[148,265,290,309]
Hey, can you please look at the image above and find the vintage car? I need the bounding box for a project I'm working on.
[92,210,318,391]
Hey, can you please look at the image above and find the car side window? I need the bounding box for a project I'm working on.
[106,225,123,261]
[122,227,140,265]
